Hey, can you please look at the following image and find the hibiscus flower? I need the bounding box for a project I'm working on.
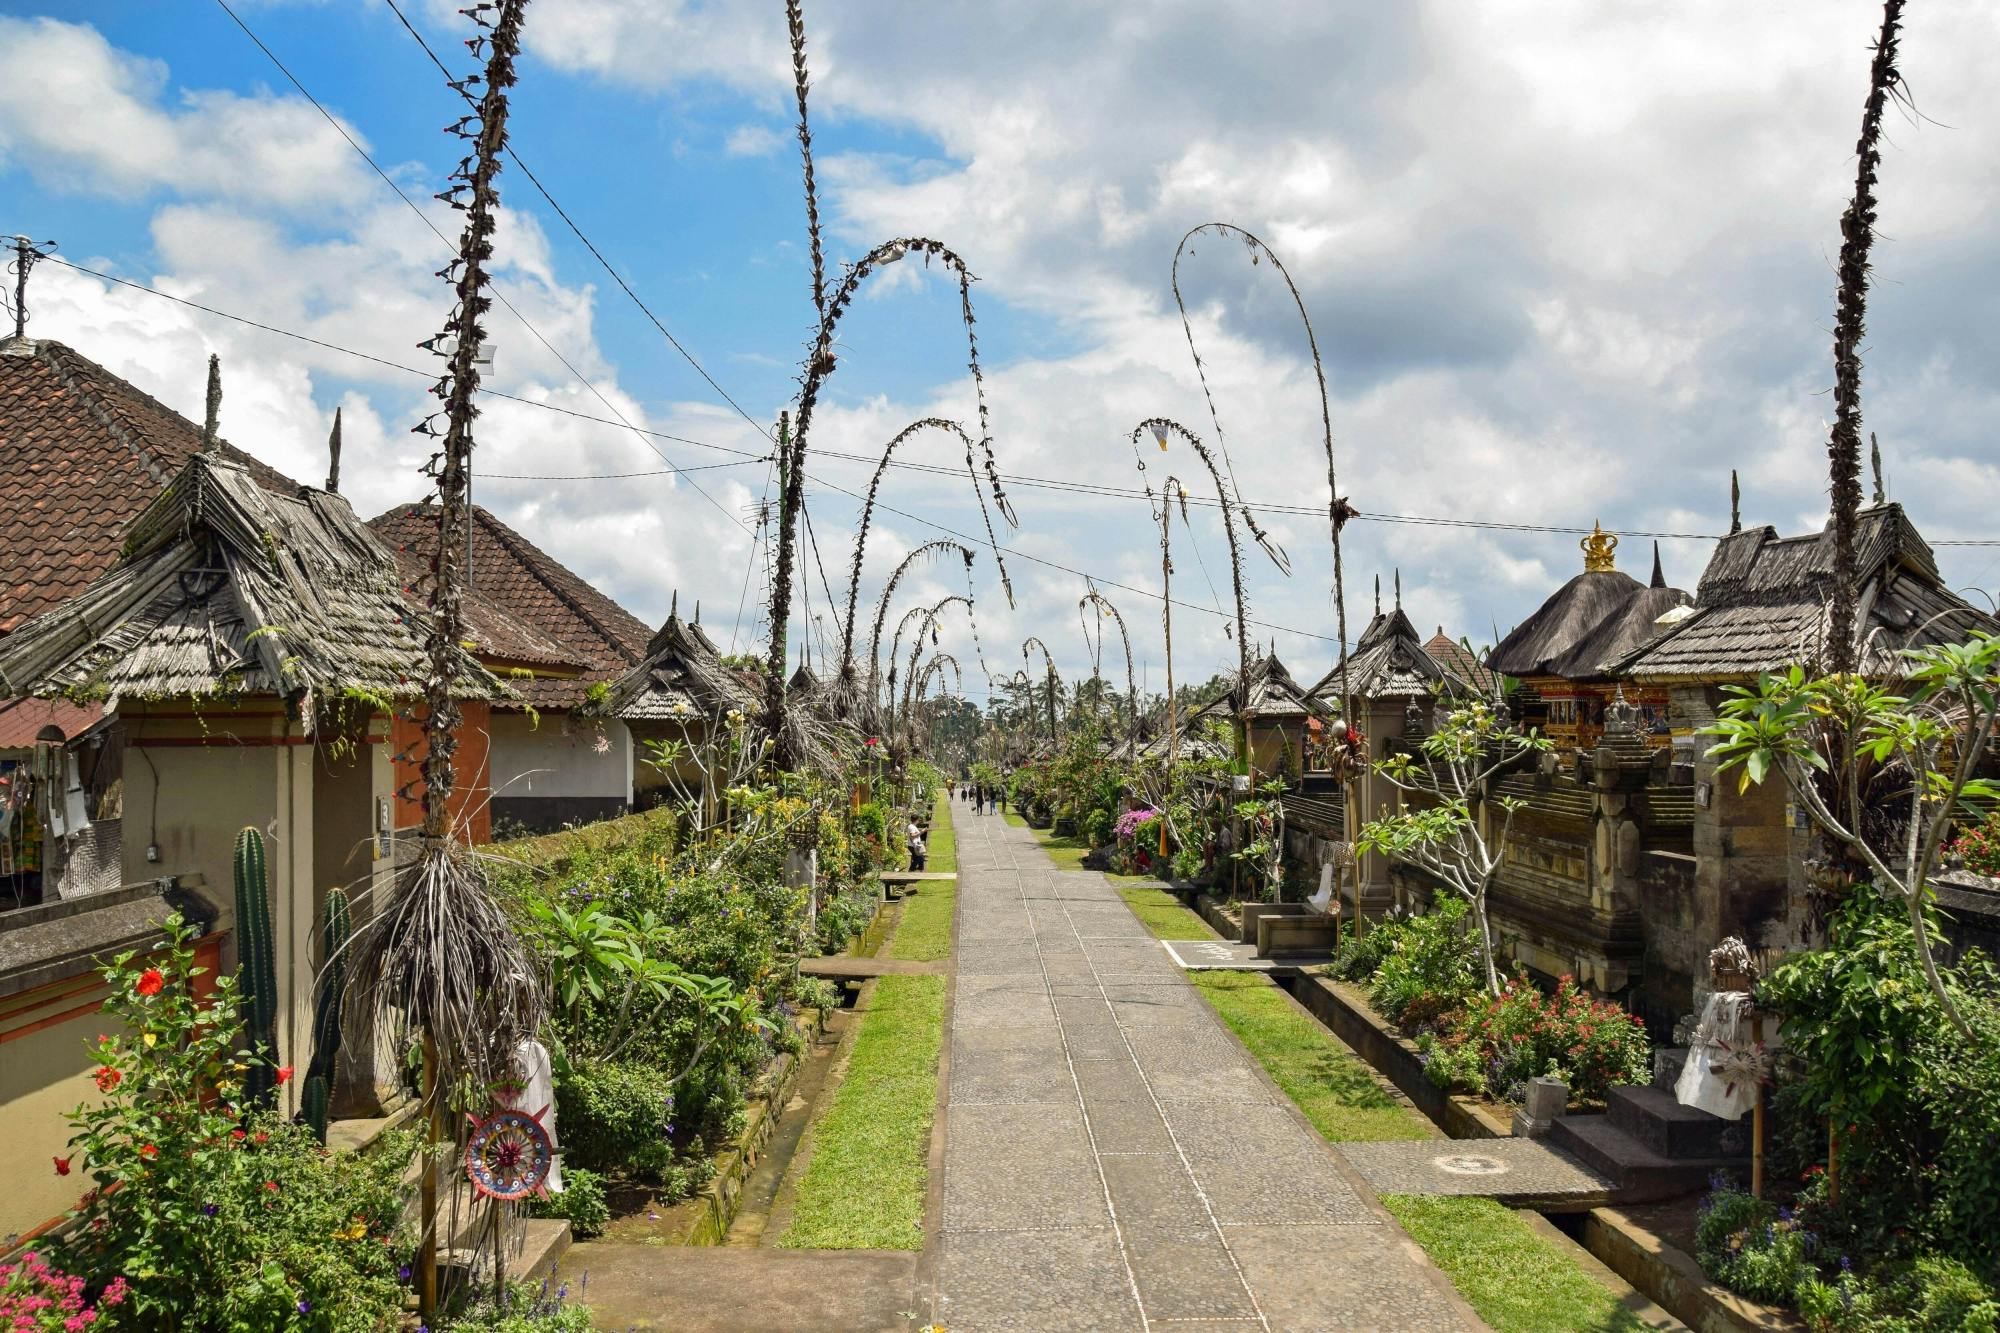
[135,967,166,996]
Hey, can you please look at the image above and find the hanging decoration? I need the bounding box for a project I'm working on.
[463,1104,555,1202]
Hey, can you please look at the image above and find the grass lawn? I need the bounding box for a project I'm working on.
[1103,874,1647,1329]
[1382,1195,1650,1333]
[891,795,957,962]
[1116,885,1210,939]
[1190,972,1424,1143]
[777,973,944,1250]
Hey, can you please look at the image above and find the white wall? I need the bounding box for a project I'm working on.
[489,712,632,802]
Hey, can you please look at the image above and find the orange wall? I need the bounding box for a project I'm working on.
[391,701,492,843]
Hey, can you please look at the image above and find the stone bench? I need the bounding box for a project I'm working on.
[1256,908,1339,958]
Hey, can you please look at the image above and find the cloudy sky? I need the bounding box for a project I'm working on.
[4,0,1998,701]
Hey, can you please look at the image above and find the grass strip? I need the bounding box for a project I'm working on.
[1190,971,1425,1143]
[1106,881,1649,1329]
[891,796,957,961]
[777,973,944,1250]
[1116,885,1211,939]
[1381,1195,1650,1333]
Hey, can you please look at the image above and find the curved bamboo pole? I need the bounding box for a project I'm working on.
[1826,0,1905,674]
[1080,588,1138,751]
[863,540,973,710]
[1156,476,1193,764]
[1129,417,1266,770]
[1170,222,1355,727]
[1022,636,1060,743]
[901,595,973,726]
[840,417,1014,679]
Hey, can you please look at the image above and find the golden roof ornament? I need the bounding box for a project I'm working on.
[1581,521,1618,573]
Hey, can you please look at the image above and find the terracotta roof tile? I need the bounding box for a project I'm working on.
[0,337,297,633]
[370,501,653,710]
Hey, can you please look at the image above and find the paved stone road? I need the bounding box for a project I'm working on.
[932,808,1480,1332]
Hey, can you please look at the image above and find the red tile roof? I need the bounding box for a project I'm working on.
[0,697,104,751]
[0,336,296,633]
[370,502,653,710]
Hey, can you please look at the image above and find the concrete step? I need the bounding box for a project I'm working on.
[1550,1113,1742,1203]
[1608,1084,1752,1161]
[560,1244,919,1332]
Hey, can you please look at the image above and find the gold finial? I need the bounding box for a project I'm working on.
[1581,521,1618,573]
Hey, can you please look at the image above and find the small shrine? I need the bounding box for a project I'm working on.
[1486,523,1690,755]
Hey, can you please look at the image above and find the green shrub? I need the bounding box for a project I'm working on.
[1082,806,1114,848]
[530,1166,610,1239]
[1434,974,1650,1103]
[554,1059,673,1174]
[1366,898,1480,1028]
[436,1280,595,1332]
[1949,813,2000,878]
[1416,1034,1488,1095]
[1329,910,1406,982]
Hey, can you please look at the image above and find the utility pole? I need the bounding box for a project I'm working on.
[7,236,56,340]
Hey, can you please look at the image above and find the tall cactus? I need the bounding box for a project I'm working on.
[233,826,279,1106]
[303,886,350,1142]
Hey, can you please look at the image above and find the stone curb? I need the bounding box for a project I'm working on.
[1583,1208,1806,1333]
[682,1004,830,1246]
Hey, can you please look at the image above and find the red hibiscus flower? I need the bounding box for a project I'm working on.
[231,1129,247,1142]
[275,1065,294,1085]
[139,1144,158,1160]
[53,1156,72,1176]
[93,1065,122,1093]
[135,968,165,997]
[253,1132,268,1144]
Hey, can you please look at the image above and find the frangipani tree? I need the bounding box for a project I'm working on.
[1703,634,2000,1041]
[1355,695,1550,994]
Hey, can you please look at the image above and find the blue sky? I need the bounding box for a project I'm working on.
[5,1,2000,699]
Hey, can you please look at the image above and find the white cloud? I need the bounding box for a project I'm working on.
[724,124,784,157]
[16,2,2000,698]
[0,16,384,211]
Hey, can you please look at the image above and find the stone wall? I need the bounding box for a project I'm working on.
[1635,849,1698,1036]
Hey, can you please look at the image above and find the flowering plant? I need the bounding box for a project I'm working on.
[52,913,414,1331]
[0,1251,126,1331]
[1947,813,2000,878]
[1113,808,1159,843]
[1421,972,1649,1102]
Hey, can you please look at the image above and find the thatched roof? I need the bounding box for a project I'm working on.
[610,599,758,721]
[0,452,497,714]
[1312,606,1468,703]
[1488,539,1690,681]
[1181,651,1324,732]
[1615,504,1996,681]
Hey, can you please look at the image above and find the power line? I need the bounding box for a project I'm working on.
[377,0,773,442]
[34,253,2000,553]
[210,0,754,535]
